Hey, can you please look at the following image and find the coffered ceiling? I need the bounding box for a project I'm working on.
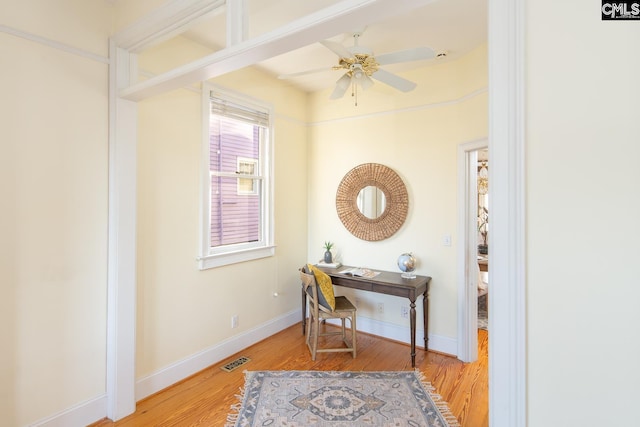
[181,0,487,93]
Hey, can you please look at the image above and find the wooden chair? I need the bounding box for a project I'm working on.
[300,268,357,360]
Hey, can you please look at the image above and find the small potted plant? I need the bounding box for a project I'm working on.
[323,241,334,263]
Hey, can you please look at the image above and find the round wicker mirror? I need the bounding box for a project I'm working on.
[336,163,409,241]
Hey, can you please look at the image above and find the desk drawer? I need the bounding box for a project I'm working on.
[372,283,411,299]
[331,276,373,291]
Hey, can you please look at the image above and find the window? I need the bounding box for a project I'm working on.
[237,157,258,195]
[199,85,274,269]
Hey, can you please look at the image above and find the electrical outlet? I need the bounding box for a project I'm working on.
[443,234,452,246]
[401,306,409,319]
[377,302,384,315]
[231,315,239,328]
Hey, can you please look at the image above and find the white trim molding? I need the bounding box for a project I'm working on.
[0,24,109,64]
[135,310,300,400]
[309,87,488,126]
[106,41,139,421]
[28,395,107,427]
[488,0,527,425]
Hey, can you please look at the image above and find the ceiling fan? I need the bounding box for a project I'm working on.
[279,31,435,103]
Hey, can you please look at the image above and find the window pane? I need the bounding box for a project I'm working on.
[238,159,257,194]
[209,111,263,249]
[210,116,260,175]
[210,176,261,246]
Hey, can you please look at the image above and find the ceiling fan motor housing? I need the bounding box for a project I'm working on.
[337,54,379,77]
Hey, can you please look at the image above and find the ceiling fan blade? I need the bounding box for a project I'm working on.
[375,46,435,66]
[278,67,334,80]
[358,74,374,90]
[371,68,417,92]
[330,73,352,99]
[320,40,353,59]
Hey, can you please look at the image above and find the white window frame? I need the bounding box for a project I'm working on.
[236,157,258,195]
[198,84,275,269]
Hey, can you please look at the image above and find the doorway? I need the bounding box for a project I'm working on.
[457,140,488,363]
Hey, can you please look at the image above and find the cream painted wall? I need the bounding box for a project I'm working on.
[526,1,640,425]
[306,44,487,344]
[0,0,113,57]
[136,36,309,377]
[0,1,112,425]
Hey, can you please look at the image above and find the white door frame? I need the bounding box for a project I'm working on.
[457,139,488,363]
[487,0,527,425]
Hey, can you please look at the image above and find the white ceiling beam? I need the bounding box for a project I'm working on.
[119,0,437,101]
[112,0,226,53]
[226,0,248,47]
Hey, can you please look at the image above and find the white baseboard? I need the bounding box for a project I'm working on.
[29,394,107,427]
[32,310,456,426]
[135,308,300,401]
[326,316,457,357]
[136,311,456,403]
[136,311,456,404]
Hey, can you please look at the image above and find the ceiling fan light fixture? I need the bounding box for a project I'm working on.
[351,64,364,79]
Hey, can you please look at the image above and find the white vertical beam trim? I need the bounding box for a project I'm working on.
[488,0,527,425]
[106,41,139,421]
[226,0,248,46]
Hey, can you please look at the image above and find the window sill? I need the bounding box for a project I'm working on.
[198,245,275,270]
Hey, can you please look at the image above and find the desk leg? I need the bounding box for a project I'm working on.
[423,290,429,351]
[410,300,416,368]
[301,288,306,335]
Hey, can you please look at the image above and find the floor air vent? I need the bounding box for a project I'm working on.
[221,356,251,372]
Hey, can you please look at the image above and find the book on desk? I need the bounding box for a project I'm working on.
[338,267,380,279]
[316,260,342,268]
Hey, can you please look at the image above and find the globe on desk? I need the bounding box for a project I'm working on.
[397,253,417,279]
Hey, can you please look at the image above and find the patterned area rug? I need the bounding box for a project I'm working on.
[226,370,459,427]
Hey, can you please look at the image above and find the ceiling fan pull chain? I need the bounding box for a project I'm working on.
[352,80,358,106]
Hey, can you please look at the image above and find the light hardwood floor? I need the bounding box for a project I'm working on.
[91,324,488,426]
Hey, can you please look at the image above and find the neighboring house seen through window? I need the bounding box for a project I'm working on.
[199,86,274,269]
[237,157,258,195]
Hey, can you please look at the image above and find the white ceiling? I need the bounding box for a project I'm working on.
[182,0,487,93]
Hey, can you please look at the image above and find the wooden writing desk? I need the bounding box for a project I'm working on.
[302,265,432,367]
